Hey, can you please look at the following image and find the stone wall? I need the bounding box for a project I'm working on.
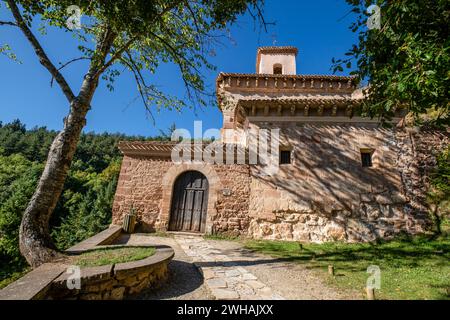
[247,122,432,242]
[399,128,450,221]
[112,126,448,243]
[48,246,174,300]
[113,156,173,232]
[211,164,251,236]
[112,156,251,235]
[0,228,174,300]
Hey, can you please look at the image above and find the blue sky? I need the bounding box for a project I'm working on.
[0,0,358,137]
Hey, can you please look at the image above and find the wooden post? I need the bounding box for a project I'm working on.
[366,287,375,300]
[328,265,334,276]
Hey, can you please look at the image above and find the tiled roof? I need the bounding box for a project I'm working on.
[217,72,357,81]
[257,46,299,55]
[117,141,247,157]
[215,73,359,107]
[237,97,361,106]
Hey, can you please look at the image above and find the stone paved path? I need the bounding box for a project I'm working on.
[116,234,213,300]
[174,235,285,300]
[121,233,359,300]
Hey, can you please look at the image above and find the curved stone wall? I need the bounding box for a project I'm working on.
[47,245,174,300]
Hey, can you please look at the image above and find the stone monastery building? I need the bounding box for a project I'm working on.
[112,46,431,242]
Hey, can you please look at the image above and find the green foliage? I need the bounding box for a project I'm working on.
[430,147,450,197]
[428,146,450,233]
[244,235,450,300]
[0,44,20,62]
[51,160,120,249]
[0,268,30,289]
[0,119,56,162]
[8,0,266,114]
[0,153,43,279]
[0,119,172,282]
[334,0,449,125]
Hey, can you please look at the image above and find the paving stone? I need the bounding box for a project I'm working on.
[211,288,240,300]
[258,286,274,299]
[202,269,216,280]
[239,295,260,300]
[246,280,266,289]
[242,273,258,280]
[234,283,255,296]
[225,269,241,277]
[225,277,241,286]
[174,235,285,301]
[236,267,249,274]
[207,278,227,288]
[214,255,229,261]
[214,270,225,275]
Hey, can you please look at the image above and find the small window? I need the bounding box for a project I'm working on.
[280,150,291,165]
[273,64,283,75]
[361,150,373,167]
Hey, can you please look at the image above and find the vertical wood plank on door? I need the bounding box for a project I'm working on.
[169,171,209,233]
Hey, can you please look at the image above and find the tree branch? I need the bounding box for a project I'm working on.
[0,20,17,26]
[94,1,181,78]
[94,36,138,78]
[119,55,156,123]
[6,0,75,102]
[50,57,89,87]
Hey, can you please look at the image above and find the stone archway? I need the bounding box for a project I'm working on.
[157,163,223,233]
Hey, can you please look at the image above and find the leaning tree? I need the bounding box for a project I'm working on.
[0,0,267,267]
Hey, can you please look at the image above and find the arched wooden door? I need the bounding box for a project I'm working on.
[169,171,209,233]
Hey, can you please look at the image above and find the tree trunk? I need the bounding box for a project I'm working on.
[432,205,442,237]
[16,21,116,266]
[19,100,91,267]
[19,46,114,268]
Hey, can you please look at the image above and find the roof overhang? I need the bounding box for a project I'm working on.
[237,98,407,123]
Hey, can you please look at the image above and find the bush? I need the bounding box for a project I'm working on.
[51,160,120,249]
[428,146,450,234]
[0,154,43,280]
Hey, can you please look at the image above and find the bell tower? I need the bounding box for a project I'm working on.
[256,46,298,75]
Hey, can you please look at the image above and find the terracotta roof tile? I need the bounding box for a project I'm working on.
[257,46,299,55]
[217,72,358,81]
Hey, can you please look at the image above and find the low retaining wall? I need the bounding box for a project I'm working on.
[0,226,174,300]
[48,245,174,300]
[0,263,67,300]
[66,225,123,254]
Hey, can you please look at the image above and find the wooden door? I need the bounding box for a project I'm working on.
[169,171,209,232]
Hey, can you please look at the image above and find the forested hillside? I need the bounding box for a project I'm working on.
[0,119,170,284]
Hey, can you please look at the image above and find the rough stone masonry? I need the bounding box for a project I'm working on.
[112,46,448,243]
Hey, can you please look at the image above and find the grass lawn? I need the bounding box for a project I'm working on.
[69,246,155,267]
[242,236,450,300]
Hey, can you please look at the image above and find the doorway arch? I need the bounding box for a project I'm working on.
[168,171,209,232]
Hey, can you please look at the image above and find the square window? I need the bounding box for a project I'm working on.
[361,151,373,167]
[280,150,291,165]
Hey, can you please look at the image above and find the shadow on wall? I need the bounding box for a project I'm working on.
[248,123,429,242]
